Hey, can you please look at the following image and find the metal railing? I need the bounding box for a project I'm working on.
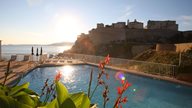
[61,53,178,77]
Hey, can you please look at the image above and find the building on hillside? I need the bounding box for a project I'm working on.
[113,22,126,28]
[127,19,143,29]
[97,23,104,28]
[147,20,178,31]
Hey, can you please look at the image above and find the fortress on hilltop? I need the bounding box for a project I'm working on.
[83,19,179,45]
[70,19,192,58]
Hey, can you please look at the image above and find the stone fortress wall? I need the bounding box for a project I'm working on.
[76,19,191,56]
[175,43,192,52]
[147,20,178,31]
[85,19,179,45]
[156,43,192,52]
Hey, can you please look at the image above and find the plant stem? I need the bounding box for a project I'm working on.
[88,68,93,98]
[90,84,99,99]
[113,95,121,108]
[3,61,10,86]
[103,99,106,108]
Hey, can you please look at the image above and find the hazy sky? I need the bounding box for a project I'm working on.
[0,0,192,44]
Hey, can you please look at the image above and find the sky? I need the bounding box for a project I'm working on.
[0,0,192,44]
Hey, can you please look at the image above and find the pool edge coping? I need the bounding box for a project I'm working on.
[87,62,192,87]
[8,62,192,87]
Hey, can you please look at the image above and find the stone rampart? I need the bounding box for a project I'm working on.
[126,29,179,43]
[155,43,192,52]
[175,43,192,52]
[156,44,176,52]
[89,27,126,45]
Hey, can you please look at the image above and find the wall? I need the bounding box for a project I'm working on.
[89,27,126,45]
[113,22,126,28]
[147,20,178,31]
[155,43,192,52]
[126,29,179,43]
[175,43,192,52]
[88,28,179,45]
[156,44,176,52]
[128,22,143,29]
[97,23,104,28]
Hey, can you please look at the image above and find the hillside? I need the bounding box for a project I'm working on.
[133,49,192,82]
[133,50,180,65]
[133,49,192,66]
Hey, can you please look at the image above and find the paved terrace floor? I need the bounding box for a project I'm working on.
[0,61,37,85]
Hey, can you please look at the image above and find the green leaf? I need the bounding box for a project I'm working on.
[80,94,90,108]
[0,95,10,108]
[9,82,29,96]
[70,92,90,108]
[23,88,39,96]
[12,91,28,97]
[55,81,69,104]
[60,98,76,108]
[16,95,35,107]
[0,95,32,108]
[0,89,5,95]
[46,98,59,108]
[0,85,9,95]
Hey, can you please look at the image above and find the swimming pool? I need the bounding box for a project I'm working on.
[18,65,192,108]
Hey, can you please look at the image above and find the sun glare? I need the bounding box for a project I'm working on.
[61,65,74,81]
[54,14,83,42]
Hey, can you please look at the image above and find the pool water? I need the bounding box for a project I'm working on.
[18,65,192,108]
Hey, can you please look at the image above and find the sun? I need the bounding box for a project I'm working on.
[54,14,84,42]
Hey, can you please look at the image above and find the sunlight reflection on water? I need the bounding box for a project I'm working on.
[60,65,75,83]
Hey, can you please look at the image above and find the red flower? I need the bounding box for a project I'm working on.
[55,71,62,81]
[117,87,123,95]
[121,80,125,84]
[121,97,128,103]
[123,81,131,90]
[105,54,110,64]
[114,80,131,108]
[98,79,105,85]
[99,61,104,69]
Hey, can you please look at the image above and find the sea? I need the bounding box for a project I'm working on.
[1,45,72,60]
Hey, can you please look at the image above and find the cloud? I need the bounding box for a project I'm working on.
[118,5,134,21]
[177,15,192,30]
[26,0,44,6]
[178,15,192,25]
